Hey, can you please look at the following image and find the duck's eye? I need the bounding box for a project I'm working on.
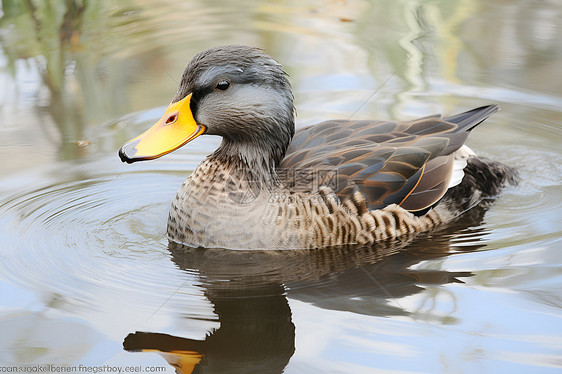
[215,80,230,91]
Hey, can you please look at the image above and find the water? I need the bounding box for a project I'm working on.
[1,0,561,372]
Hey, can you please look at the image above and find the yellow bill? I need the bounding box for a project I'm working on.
[119,93,205,163]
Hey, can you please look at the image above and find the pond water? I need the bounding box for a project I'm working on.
[1,0,561,373]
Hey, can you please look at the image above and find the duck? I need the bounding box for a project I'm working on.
[119,45,518,250]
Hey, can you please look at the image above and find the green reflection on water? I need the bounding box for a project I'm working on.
[0,0,479,165]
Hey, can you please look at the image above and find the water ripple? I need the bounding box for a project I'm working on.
[0,158,213,323]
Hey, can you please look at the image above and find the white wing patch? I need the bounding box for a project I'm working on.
[448,145,477,188]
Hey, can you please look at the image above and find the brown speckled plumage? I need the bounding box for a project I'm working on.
[167,156,456,249]
[122,45,518,250]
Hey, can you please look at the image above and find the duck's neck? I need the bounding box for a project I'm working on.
[209,137,287,187]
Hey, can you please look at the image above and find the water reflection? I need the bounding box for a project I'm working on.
[124,281,294,373]
[123,206,490,372]
[0,0,163,165]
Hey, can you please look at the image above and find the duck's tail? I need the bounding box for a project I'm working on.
[441,105,500,155]
[440,156,519,216]
[444,104,500,132]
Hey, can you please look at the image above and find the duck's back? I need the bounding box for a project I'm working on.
[280,105,503,214]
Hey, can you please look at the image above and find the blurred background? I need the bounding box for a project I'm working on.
[1,0,561,373]
[2,0,560,174]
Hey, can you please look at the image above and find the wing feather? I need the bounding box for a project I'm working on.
[279,105,498,211]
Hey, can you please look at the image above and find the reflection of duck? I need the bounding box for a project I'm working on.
[119,45,517,250]
[124,280,294,374]
[123,211,490,373]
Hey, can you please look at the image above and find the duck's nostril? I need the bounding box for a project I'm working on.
[166,114,177,124]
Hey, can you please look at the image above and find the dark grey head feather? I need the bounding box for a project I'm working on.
[173,45,292,102]
[172,45,295,173]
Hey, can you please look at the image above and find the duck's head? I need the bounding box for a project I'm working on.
[119,45,295,168]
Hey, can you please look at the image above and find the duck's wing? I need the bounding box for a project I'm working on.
[280,105,499,212]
